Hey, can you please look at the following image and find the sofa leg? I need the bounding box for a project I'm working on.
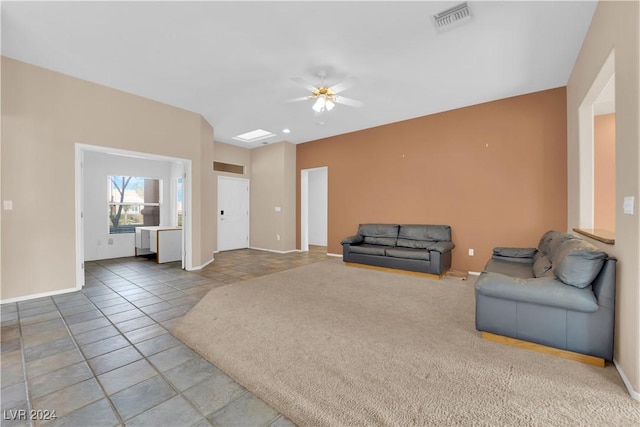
[480,332,605,367]
[343,262,443,280]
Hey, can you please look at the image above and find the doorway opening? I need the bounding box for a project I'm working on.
[75,144,192,289]
[577,49,616,243]
[300,167,328,252]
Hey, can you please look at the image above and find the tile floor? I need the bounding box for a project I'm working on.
[1,247,330,427]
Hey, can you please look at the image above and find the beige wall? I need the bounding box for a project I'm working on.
[1,57,215,300]
[198,116,216,264]
[250,142,297,252]
[594,113,616,232]
[297,88,568,271]
[214,142,252,179]
[567,0,640,396]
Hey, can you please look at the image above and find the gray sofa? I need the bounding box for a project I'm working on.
[475,230,616,360]
[341,224,454,275]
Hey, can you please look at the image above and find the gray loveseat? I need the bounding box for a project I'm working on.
[341,224,454,275]
[475,230,616,360]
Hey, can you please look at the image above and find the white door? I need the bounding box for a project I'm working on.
[218,176,249,251]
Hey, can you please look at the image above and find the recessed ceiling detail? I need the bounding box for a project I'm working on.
[232,129,276,143]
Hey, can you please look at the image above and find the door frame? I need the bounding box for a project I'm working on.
[217,175,250,252]
[300,166,328,252]
[75,143,193,289]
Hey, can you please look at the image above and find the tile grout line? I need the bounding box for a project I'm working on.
[94,258,294,424]
[15,303,35,427]
[8,250,329,426]
[49,293,125,427]
[80,262,217,424]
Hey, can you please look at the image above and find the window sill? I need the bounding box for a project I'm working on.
[573,228,615,245]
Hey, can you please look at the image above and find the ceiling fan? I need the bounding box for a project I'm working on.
[288,70,364,113]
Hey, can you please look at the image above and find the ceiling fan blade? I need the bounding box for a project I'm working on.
[285,96,313,103]
[291,77,319,93]
[329,76,359,94]
[334,96,364,108]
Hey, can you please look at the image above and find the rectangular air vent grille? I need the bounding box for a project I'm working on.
[214,162,244,175]
[433,2,471,32]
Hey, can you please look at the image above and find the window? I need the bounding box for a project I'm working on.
[176,176,183,227]
[108,176,161,234]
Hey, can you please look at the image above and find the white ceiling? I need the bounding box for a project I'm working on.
[1,1,597,148]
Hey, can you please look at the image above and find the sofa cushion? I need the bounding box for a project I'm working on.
[493,247,537,258]
[358,224,399,238]
[358,224,399,246]
[484,258,535,279]
[396,238,430,249]
[363,236,397,246]
[349,244,390,256]
[385,247,430,261]
[548,233,578,261]
[533,255,553,278]
[553,239,607,288]
[538,230,562,255]
[398,225,451,242]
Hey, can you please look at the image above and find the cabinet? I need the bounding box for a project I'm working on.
[135,226,182,263]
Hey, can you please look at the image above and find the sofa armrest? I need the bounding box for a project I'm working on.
[474,272,598,313]
[341,235,363,245]
[426,241,455,253]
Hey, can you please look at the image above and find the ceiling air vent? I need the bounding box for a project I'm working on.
[432,2,471,33]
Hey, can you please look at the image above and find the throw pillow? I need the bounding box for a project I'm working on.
[554,239,607,288]
[537,230,561,255]
[533,255,552,278]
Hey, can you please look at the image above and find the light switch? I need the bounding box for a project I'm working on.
[274,206,281,212]
[3,200,13,210]
[623,196,635,215]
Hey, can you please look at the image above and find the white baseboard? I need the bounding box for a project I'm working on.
[1,287,79,304]
[327,253,342,258]
[249,246,299,254]
[468,271,482,276]
[188,256,215,271]
[614,359,640,401]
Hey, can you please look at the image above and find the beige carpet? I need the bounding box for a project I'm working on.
[174,260,640,426]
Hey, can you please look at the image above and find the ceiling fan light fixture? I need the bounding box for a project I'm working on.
[312,97,326,113]
[325,99,335,111]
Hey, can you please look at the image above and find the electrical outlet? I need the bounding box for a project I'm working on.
[468,248,474,256]
[277,234,281,241]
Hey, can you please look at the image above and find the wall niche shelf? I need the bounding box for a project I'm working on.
[573,228,615,245]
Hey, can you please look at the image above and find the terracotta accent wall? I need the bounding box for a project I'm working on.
[594,113,616,232]
[297,88,567,272]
